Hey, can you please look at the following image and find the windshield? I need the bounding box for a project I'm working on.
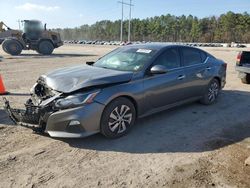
[93,47,155,72]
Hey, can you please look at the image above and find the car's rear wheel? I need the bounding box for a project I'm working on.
[200,79,220,105]
[101,97,136,138]
[241,74,250,84]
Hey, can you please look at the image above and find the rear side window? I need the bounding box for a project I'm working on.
[182,48,203,66]
[154,48,181,69]
[200,51,207,62]
[241,52,250,64]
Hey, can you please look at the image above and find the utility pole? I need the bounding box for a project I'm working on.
[118,0,134,42]
[118,0,124,42]
[17,20,21,30]
[121,0,124,42]
[128,0,132,42]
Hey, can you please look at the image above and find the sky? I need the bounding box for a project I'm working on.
[0,0,250,29]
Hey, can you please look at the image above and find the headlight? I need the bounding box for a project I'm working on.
[54,91,99,109]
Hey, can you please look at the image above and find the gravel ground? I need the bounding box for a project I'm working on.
[0,44,250,188]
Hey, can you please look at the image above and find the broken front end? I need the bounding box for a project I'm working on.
[3,77,104,138]
[4,79,62,133]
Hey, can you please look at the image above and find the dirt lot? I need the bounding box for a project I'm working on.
[0,44,250,188]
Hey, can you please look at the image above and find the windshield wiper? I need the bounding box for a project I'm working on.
[101,66,110,69]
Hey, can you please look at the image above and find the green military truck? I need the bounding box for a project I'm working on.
[0,20,63,55]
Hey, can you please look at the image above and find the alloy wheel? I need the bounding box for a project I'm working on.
[108,105,133,134]
[208,82,219,102]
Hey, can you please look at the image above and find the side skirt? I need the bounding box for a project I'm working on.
[139,96,202,119]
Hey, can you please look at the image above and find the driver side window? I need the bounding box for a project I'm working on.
[154,48,181,69]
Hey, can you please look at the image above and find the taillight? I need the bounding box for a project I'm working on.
[236,52,242,65]
[222,63,227,70]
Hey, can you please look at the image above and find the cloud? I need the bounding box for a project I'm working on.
[15,3,60,11]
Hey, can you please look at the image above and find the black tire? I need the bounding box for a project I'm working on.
[38,41,54,55]
[2,39,22,55]
[200,79,220,105]
[241,74,250,84]
[2,43,8,54]
[101,97,136,138]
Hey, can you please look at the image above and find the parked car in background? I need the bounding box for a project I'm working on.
[5,44,227,138]
[235,51,250,84]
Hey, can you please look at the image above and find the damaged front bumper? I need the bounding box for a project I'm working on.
[3,97,46,132]
[3,97,105,138]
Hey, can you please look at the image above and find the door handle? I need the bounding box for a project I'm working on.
[177,75,186,80]
[206,67,211,71]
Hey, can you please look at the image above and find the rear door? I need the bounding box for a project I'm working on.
[180,47,212,98]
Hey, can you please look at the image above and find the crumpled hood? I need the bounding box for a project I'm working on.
[38,65,133,93]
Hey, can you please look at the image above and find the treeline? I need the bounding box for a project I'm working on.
[53,11,250,43]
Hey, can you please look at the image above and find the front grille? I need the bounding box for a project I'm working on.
[10,104,41,125]
[25,104,40,114]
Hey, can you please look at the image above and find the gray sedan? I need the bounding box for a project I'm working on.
[4,44,227,138]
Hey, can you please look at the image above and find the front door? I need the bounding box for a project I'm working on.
[143,47,188,112]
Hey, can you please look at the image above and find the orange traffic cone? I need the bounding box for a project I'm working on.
[0,74,8,95]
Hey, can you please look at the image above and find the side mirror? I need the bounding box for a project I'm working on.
[86,61,95,65]
[150,65,167,74]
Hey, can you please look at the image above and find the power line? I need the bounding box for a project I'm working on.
[118,0,134,42]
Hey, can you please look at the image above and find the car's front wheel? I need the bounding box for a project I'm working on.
[101,97,136,138]
[200,79,220,105]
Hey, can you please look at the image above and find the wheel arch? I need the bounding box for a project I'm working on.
[3,37,25,49]
[38,38,55,47]
[213,76,221,88]
[119,95,138,117]
[104,95,138,118]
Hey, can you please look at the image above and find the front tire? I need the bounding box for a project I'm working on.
[37,41,54,55]
[200,79,220,105]
[2,39,22,55]
[101,97,136,138]
[241,74,250,84]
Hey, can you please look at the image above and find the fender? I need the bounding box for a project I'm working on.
[3,37,26,49]
[38,38,54,45]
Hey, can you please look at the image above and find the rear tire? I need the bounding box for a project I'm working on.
[101,97,136,139]
[241,74,250,84]
[2,39,22,55]
[200,79,220,105]
[37,41,54,55]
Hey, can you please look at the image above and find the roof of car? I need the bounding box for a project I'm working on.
[126,43,188,51]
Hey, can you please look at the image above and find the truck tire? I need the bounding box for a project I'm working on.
[2,39,22,55]
[37,41,54,55]
[241,74,250,84]
[2,43,8,53]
